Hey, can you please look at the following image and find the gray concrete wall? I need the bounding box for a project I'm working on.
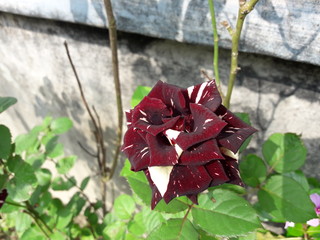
[0,12,319,203]
[0,0,319,65]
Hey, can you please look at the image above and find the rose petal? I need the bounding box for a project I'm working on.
[188,80,222,112]
[0,189,8,209]
[175,103,227,150]
[132,96,171,125]
[187,194,198,205]
[146,134,180,166]
[163,165,211,203]
[148,80,188,114]
[135,116,180,136]
[216,106,257,153]
[220,148,243,186]
[125,110,133,127]
[179,139,224,165]
[121,127,150,171]
[148,166,173,197]
[205,160,230,187]
[144,169,163,209]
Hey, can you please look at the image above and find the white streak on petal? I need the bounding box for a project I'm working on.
[187,86,194,99]
[195,82,207,103]
[165,129,181,140]
[148,166,173,197]
[220,147,239,160]
[175,144,183,157]
[122,144,133,151]
[139,110,147,116]
[204,119,213,124]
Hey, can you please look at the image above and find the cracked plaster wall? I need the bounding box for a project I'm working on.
[0,12,319,202]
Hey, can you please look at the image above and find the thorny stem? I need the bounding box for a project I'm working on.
[103,0,123,181]
[223,0,260,108]
[208,0,224,99]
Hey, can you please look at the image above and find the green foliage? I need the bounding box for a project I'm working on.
[240,154,267,187]
[0,125,12,159]
[0,96,17,113]
[262,133,307,173]
[192,189,261,237]
[130,86,152,108]
[258,175,316,222]
[148,218,198,240]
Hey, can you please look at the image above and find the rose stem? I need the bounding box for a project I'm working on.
[103,0,123,181]
[223,0,260,108]
[208,0,224,99]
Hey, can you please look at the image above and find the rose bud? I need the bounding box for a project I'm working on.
[122,80,256,209]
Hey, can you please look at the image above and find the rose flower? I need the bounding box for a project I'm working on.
[122,80,256,209]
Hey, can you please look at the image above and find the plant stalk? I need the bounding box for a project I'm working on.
[223,0,260,108]
[103,0,123,181]
[208,0,222,96]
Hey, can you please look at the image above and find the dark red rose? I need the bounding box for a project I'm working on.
[0,189,8,209]
[122,80,256,209]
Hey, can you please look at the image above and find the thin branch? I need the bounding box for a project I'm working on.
[208,0,223,96]
[77,141,98,158]
[64,41,104,176]
[223,0,260,108]
[103,0,123,180]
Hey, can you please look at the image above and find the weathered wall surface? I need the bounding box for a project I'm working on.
[0,12,319,202]
[0,0,319,65]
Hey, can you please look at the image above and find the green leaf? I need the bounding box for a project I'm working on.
[234,112,253,152]
[258,175,316,222]
[131,86,152,108]
[0,97,17,113]
[114,194,136,220]
[52,176,75,191]
[20,226,46,240]
[284,170,309,191]
[49,231,67,240]
[15,130,39,155]
[25,154,46,170]
[192,189,261,237]
[121,159,188,213]
[15,211,33,234]
[103,221,127,240]
[307,225,320,238]
[45,136,64,158]
[239,154,267,187]
[35,168,52,186]
[57,156,76,174]
[262,133,307,173]
[285,223,304,237]
[209,183,246,195]
[80,176,90,190]
[0,125,12,159]
[7,156,38,202]
[148,218,198,240]
[50,117,73,134]
[128,206,164,236]
[67,192,86,216]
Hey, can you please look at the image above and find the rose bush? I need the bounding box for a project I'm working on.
[122,80,256,209]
